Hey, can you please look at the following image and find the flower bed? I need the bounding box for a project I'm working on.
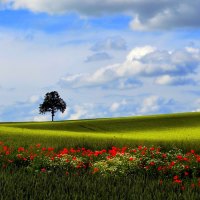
[1,141,200,189]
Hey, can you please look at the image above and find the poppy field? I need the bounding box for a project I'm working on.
[1,112,200,199]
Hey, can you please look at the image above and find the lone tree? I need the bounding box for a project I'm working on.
[39,91,66,121]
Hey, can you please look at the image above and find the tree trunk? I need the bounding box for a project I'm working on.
[52,114,54,122]
[51,110,55,122]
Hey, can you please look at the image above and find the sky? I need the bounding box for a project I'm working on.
[1,0,200,122]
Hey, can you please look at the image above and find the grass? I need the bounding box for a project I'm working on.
[1,112,200,151]
[1,112,200,199]
[1,169,199,200]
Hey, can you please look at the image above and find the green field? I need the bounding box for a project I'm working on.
[1,112,200,151]
[1,112,200,200]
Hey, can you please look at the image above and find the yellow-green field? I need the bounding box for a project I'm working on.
[1,112,200,151]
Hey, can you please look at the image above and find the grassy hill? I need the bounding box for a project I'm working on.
[1,112,200,151]
[2,112,200,132]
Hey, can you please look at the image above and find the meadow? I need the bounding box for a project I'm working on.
[1,112,200,199]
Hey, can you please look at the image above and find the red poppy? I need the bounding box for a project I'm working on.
[18,147,25,152]
[72,157,77,161]
[185,165,189,169]
[176,155,183,160]
[48,147,54,151]
[129,157,134,161]
[150,161,155,166]
[93,167,99,174]
[184,171,189,176]
[132,149,137,153]
[173,175,179,180]
[36,144,41,148]
[170,161,175,166]
[162,154,167,158]
[150,147,155,151]
[138,146,143,150]
[41,168,46,172]
[191,150,195,154]
[174,179,182,184]
[3,146,8,151]
[181,186,185,190]
[157,166,162,171]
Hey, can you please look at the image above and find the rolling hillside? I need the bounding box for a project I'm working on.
[1,112,200,132]
[0,112,200,151]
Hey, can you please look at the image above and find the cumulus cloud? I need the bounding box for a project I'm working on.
[110,99,127,112]
[192,99,200,112]
[138,96,160,114]
[0,98,41,122]
[29,95,41,104]
[33,115,50,122]
[67,104,107,120]
[85,52,112,63]
[0,0,154,15]
[130,1,200,30]
[59,46,200,89]
[102,78,142,90]
[155,75,197,86]
[91,37,127,52]
[59,109,69,119]
[68,105,88,120]
[1,0,200,30]
[138,95,174,114]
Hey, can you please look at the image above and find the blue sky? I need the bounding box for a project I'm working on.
[0,0,200,122]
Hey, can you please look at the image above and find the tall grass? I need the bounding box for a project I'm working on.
[0,168,199,200]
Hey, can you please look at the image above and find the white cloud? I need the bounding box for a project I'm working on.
[2,0,200,30]
[33,115,50,122]
[191,99,200,112]
[130,15,145,31]
[139,96,160,114]
[126,46,155,60]
[155,75,175,85]
[91,37,127,52]
[104,78,142,89]
[110,99,127,112]
[85,52,112,62]
[0,0,154,15]
[193,109,200,112]
[60,46,200,89]
[129,1,200,30]
[155,75,197,86]
[59,109,69,119]
[68,105,87,120]
[29,95,40,104]
[137,95,176,115]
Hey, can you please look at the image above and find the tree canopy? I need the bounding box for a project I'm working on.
[39,91,66,121]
